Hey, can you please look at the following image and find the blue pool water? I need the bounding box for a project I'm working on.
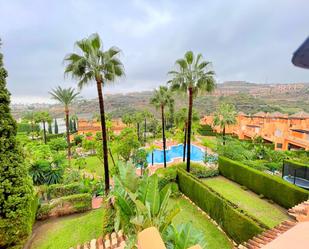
[147,144,205,164]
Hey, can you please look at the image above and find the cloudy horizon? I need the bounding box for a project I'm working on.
[1,0,309,104]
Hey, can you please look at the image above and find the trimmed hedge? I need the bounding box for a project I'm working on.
[219,156,309,208]
[37,193,92,220]
[47,183,86,199]
[177,168,265,243]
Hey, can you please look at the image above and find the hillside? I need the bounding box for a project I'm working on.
[11,81,309,119]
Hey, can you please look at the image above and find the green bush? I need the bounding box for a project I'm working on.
[156,166,178,189]
[47,183,86,199]
[218,156,309,208]
[177,168,265,243]
[197,124,216,136]
[37,193,92,219]
[175,162,219,179]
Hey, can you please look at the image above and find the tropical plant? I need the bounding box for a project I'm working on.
[150,86,174,168]
[122,113,134,127]
[168,51,215,172]
[29,160,50,185]
[163,223,207,249]
[34,111,52,144]
[132,148,148,175]
[64,33,125,194]
[115,128,140,162]
[213,103,237,145]
[112,163,179,246]
[49,86,79,161]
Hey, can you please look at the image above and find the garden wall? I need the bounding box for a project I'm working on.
[218,156,309,209]
[177,168,266,244]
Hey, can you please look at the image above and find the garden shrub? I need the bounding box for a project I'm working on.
[218,156,309,208]
[47,183,86,199]
[37,193,92,219]
[176,162,219,179]
[0,46,35,249]
[156,166,178,189]
[177,168,265,243]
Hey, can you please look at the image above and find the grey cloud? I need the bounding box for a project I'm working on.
[0,0,309,103]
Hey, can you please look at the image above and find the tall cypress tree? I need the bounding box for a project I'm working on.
[54,118,58,134]
[69,118,73,132]
[48,121,52,134]
[0,40,35,248]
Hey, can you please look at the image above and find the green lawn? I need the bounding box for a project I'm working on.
[201,136,218,152]
[71,156,104,176]
[169,197,233,249]
[30,209,104,249]
[202,176,290,227]
[70,155,118,177]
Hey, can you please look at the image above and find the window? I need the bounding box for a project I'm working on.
[275,129,282,137]
[276,143,283,149]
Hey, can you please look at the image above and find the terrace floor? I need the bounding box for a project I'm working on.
[202,176,291,228]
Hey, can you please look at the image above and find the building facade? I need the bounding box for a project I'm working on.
[201,111,309,151]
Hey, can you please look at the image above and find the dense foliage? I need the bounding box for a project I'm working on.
[0,43,35,248]
[218,156,309,208]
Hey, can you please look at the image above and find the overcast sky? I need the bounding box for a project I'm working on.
[1,0,309,104]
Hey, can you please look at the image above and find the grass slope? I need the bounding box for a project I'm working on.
[169,197,233,249]
[31,209,104,249]
[202,176,290,227]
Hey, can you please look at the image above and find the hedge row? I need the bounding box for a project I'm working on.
[37,193,92,220]
[218,156,309,208]
[177,168,265,243]
[47,183,86,199]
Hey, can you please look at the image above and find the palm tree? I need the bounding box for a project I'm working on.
[213,103,237,145]
[49,86,79,161]
[142,110,153,143]
[23,111,36,139]
[34,111,52,144]
[150,86,174,168]
[64,33,124,194]
[175,108,199,162]
[168,51,215,172]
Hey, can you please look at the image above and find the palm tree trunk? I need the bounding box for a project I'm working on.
[144,118,147,143]
[223,126,226,145]
[31,122,34,140]
[183,121,187,162]
[96,80,110,195]
[65,108,71,161]
[43,121,47,144]
[186,87,193,172]
[161,105,167,168]
[137,122,140,141]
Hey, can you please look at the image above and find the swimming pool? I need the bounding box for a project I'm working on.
[147,144,205,164]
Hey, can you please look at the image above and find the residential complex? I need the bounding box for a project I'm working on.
[201,111,309,150]
[77,118,127,136]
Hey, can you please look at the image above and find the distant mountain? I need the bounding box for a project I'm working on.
[11,82,309,120]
